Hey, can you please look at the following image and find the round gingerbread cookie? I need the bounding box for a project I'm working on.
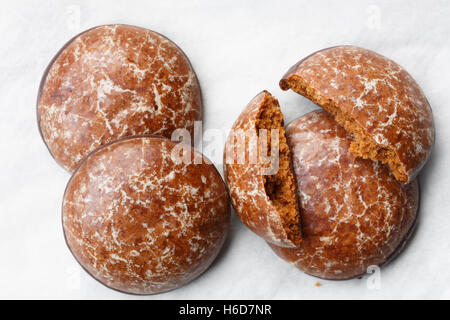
[268,110,419,280]
[62,136,229,294]
[280,45,434,183]
[38,24,202,172]
[223,91,302,248]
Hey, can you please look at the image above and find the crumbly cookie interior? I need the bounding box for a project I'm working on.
[256,94,302,245]
[281,76,408,183]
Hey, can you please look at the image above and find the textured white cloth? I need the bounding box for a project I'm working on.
[0,0,448,299]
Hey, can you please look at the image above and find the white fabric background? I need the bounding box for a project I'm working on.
[0,0,448,299]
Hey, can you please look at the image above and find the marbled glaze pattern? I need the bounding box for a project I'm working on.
[38,24,202,172]
[269,111,419,280]
[280,46,434,183]
[63,136,229,294]
[223,91,300,248]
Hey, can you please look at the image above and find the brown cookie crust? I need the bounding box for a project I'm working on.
[37,24,202,172]
[280,45,434,183]
[269,110,419,280]
[63,136,229,294]
[223,91,301,247]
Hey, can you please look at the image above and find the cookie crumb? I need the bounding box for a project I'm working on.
[315,282,322,287]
